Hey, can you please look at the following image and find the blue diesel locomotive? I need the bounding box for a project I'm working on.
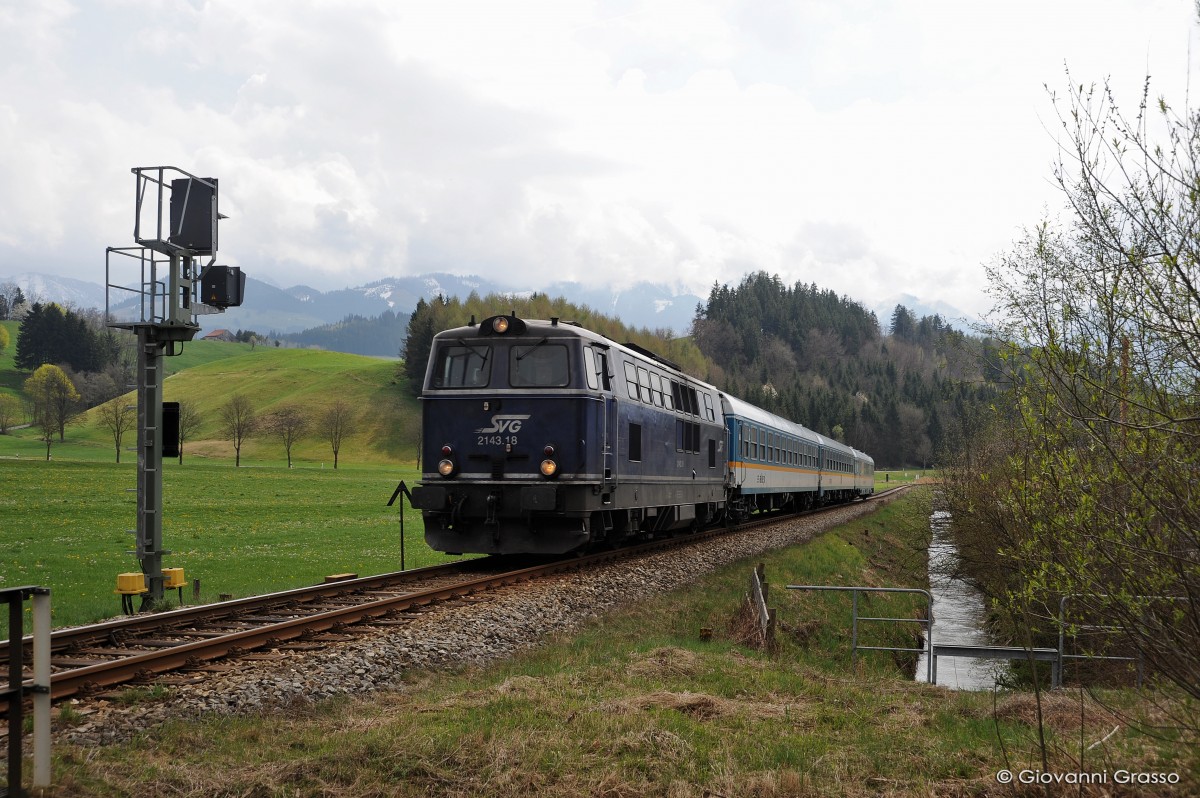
[410,313,873,555]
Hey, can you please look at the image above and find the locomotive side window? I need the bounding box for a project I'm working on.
[584,347,612,391]
[702,393,715,421]
[629,422,642,461]
[583,347,598,390]
[596,351,611,390]
[649,372,665,407]
[624,362,639,399]
[433,344,492,388]
[511,343,569,387]
[637,367,652,404]
[677,420,699,453]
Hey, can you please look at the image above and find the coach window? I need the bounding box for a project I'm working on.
[511,343,569,387]
[624,362,639,399]
[433,344,492,388]
[629,422,642,461]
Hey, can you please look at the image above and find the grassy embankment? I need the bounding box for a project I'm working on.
[48,487,1198,796]
[0,341,444,629]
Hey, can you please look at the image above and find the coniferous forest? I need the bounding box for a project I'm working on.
[401,273,1001,469]
[690,272,1000,468]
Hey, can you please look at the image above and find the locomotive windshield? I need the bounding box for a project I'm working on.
[510,342,569,387]
[432,343,492,388]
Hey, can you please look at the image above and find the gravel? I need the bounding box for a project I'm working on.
[54,492,903,747]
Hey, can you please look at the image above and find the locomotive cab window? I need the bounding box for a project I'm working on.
[432,344,492,388]
[584,347,611,391]
[511,343,569,387]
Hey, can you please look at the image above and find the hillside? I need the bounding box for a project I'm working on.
[0,345,422,468]
[691,272,999,467]
[4,280,998,469]
[0,320,19,398]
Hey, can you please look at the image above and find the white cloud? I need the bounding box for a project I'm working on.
[0,0,1196,319]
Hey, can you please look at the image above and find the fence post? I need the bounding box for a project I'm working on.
[32,588,51,790]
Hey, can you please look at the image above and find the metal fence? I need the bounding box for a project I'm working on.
[2,586,51,798]
[786,584,933,683]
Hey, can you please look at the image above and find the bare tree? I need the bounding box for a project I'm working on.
[947,73,1200,731]
[265,405,308,468]
[176,399,203,464]
[220,394,258,467]
[317,400,356,469]
[95,399,135,463]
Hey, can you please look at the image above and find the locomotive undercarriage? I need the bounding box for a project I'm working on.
[415,479,725,555]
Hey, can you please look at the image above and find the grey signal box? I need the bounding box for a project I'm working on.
[169,177,218,254]
[200,264,245,308]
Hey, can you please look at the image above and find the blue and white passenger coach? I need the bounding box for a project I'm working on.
[410,313,728,554]
[721,395,874,515]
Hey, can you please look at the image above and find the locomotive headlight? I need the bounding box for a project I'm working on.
[539,459,558,478]
[436,444,457,477]
[492,316,510,334]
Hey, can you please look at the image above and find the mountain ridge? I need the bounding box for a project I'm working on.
[1,271,978,341]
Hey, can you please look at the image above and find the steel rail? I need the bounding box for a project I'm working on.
[2,486,905,711]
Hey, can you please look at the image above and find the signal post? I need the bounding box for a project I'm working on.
[106,167,244,607]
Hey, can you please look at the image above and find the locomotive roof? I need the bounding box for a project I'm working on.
[436,316,712,384]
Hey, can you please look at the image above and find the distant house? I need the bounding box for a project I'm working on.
[202,329,236,342]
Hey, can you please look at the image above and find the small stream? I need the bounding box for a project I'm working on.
[915,507,1003,690]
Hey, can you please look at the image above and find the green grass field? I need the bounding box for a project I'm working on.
[51,488,1198,796]
[0,341,422,467]
[0,457,458,630]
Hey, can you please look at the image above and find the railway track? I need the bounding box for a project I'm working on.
[2,488,907,714]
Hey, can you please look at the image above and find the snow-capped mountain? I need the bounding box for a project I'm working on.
[2,272,706,336]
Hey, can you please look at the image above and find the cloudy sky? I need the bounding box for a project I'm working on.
[1,0,1196,319]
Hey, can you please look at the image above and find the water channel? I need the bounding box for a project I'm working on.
[915,505,1004,690]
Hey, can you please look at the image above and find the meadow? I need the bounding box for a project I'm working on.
[0,457,455,630]
[0,327,915,631]
[53,488,1199,796]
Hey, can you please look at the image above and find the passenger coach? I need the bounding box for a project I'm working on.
[721,395,874,517]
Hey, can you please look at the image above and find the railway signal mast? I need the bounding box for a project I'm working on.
[105,167,245,607]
